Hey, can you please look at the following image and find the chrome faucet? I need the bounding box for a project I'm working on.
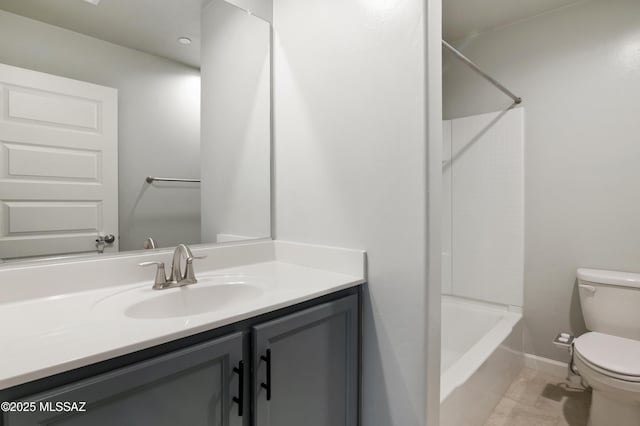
[139,244,206,290]
[169,244,203,285]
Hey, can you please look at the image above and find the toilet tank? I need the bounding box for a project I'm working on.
[577,268,640,340]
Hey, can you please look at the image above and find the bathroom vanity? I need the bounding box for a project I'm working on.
[0,241,365,426]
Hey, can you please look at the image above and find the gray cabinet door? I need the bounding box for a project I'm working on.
[4,332,245,426]
[253,295,359,426]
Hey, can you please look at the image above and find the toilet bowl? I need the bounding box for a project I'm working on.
[573,332,640,426]
[575,269,640,426]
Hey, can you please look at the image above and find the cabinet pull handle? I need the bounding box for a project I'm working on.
[260,349,272,401]
[232,361,244,416]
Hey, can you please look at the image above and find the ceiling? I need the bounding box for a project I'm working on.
[0,0,202,68]
[0,0,587,65]
[444,0,585,41]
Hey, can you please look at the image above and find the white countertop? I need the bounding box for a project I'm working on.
[0,241,366,390]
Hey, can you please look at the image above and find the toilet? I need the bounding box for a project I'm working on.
[574,268,640,426]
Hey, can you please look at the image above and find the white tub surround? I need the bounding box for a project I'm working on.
[442,109,525,306]
[440,296,524,426]
[0,240,366,389]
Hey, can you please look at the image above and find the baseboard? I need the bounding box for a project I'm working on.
[524,353,568,378]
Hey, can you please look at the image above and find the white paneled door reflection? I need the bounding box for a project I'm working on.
[0,63,118,260]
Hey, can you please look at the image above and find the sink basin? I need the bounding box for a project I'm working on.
[126,283,263,319]
[92,275,265,319]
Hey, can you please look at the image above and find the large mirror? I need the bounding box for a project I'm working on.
[0,0,272,262]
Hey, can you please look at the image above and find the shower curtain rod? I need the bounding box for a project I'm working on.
[442,40,522,105]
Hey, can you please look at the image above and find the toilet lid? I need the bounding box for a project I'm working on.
[574,332,640,378]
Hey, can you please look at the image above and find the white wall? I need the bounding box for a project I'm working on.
[273,0,437,424]
[442,121,453,295]
[442,109,524,306]
[224,0,273,23]
[201,0,271,243]
[444,0,640,361]
[0,10,201,252]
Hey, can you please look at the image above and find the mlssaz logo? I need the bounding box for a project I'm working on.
[38,401,87,413]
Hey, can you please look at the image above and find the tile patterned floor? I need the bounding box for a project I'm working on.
[484,368,591,426]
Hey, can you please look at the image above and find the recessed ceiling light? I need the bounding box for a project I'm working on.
[83,0,101,5]
[178,37,192,45]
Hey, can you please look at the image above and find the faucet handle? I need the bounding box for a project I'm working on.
[139,261,168,289]
[183,255,206,284]
[187,254,207,262]
[139,261,164,266]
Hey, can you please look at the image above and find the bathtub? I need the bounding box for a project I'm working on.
[440,296,524,426]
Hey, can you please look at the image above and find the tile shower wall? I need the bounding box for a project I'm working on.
[443,109,524,307]
[442,120,453,295]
